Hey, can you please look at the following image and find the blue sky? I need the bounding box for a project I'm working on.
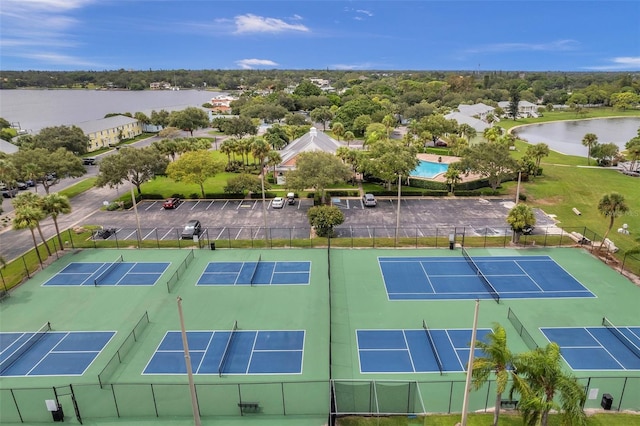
[1,0,639,71]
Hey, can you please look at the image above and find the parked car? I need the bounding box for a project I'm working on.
[362,193,377,207]
[1,188,19,198]
[83,157,97,165]
[162,197,181,209]
[16,181,28,190]
[435,140,448,147]
[287,192,296,205]
[272,197,285,209]
[94,227,116,239]
[181,220,202,239]
[522,225,534,235]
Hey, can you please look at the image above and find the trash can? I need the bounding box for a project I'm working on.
[52,404,64,421]
[601,393,613,410]
[210,242,216,251]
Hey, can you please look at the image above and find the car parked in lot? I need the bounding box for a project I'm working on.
[181,220,202,239]
[162,197,181,209]
[271,197,285,209]
[362,193,377,207]
[83,157,97,165]
[16,181,28,190]
[1,188,19,198]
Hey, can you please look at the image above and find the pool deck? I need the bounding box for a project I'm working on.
[415,153,483,183]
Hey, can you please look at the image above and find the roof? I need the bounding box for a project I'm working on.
[457,103,494,117]
[74,115,139,135]
[278,128,344,169]
[444,112,490,132]
[497,100,538,109]
[0,138,19,154]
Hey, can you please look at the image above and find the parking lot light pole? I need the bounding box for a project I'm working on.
[395,174,401,245]
[130,185,142,247]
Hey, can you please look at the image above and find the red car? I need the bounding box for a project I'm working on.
[162,197,181,209]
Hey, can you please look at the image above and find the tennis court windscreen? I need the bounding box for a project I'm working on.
[94,255,124,286]
[0,322,51,374]
[461,247,500,303]
[218,320,238,376]
[602,317,640,359]
[423,320,443,374]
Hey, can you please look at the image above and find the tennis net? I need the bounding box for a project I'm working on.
[423,320,443,375]
[218,320,238,377]
[461,247,500,303]
[602,317,640,359]
[0,322,51,374]
[249,255,261,286]
[94,255,124,286]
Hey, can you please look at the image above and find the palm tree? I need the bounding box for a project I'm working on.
[525,143,550,173]
[471,324,514,426]
[597,193,629,251]
[581,133,598,165]
[13,206,48,265]
[42,193,72,251]
[12,192,52,257]
[510,343,586,426]
[506,204,536,243]
[219,138,236,165]
[344,131,355,147]
[444,168,461,194]
[266,150,282,179]
[331,122,345,141]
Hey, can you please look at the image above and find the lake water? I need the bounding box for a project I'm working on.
[411,161,449,179]
[512,117,640,156]
[0,89,222,133]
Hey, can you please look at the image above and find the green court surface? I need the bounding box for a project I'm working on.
[1,247,639,424]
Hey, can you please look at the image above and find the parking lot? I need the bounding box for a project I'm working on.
[86,197,557,243]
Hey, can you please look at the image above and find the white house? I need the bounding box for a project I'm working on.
[444,112,490,133]
[497,101,539,118]
[456,103,496,122]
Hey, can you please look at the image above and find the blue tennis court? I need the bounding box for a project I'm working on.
[0,329,115,377]
[541,325,640,371]
[379,255,594,300]
[357,327,492,373]
[143,329,305,375]
[43,261,170,286]
[197,261,311,286]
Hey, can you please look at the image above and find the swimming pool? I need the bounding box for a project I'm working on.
[411,160,449,179]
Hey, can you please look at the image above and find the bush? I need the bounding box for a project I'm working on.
[519,193,528,201]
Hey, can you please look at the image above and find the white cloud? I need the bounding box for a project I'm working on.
[19,52,101,68]
[0,0,95,66]
[584,56,640,71]
[236,59,279,69]
[233,14,309,34]
[465,39,579,54]
[356,9,373,17]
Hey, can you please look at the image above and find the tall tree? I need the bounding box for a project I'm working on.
[166,150,224,198]
[13,206,47,265]
[307,205,345,238]
[31,125,90,154]
[168,107,210,137]
[11,148,86,194]
[331,122,345,141]
[581,133,598,165]
[510,343,586,426]
[506,203,536,243]
[266,150,282,178]
[41,193,72,251]
[462,142,518,190]
[597,193,629,251]
[471,324,514,426]
[285,151,352,204]
[96,146,169,194]
[310,106,334,131]
[508,87,521,120]
[525,143,550,172]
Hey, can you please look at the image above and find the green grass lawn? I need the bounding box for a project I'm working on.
[336,413,640,425]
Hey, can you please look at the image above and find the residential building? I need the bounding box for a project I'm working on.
[456,103,496,122]
[275,128,344,182]
[497,100,539,118]
[444,112,490,134]
[209,94,238,114]
[76,115,142,152]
